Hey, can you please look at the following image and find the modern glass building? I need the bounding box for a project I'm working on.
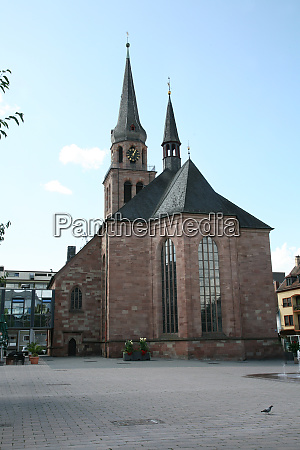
[0,288,55,352]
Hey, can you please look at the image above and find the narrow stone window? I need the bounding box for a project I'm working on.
[108,184,111,210]
[70,287,82,310]
[124,181,132,203]
[198,237,222,333]
[118,146,123,163]
[161,239,178,333]
[136,182,143,194]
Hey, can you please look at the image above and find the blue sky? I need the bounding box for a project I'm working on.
[1,0,299,273]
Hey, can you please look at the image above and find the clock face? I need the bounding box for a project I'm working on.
[126,147,140,162]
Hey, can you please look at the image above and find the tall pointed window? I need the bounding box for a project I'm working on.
[71,287,82,310]
[161,239,178,333]
[124,181,132,203]
[198,237,222,332]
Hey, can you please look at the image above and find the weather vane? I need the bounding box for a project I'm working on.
[126,32,129,43]
[168,77,171,95]
[188,142,191,158]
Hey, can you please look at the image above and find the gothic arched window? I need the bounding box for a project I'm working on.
[124,181,132,203]
[70,287,82,310]
[136,182,143,194]
[161,239,178,333]
[198,237,222,333]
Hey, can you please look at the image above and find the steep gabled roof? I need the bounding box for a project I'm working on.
[115,158,271,229]
[154,159,271,228]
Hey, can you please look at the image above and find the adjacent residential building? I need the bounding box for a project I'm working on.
[48,42,282,360]
[277,256,300,346]
[0,267,55,289]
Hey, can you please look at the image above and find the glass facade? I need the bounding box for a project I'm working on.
[198,237,222,333]
[0,289,54,329]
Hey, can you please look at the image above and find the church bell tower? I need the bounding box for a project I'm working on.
[103,42,156,217]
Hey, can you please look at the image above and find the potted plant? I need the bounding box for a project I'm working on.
[27,342,42,364]
[138,337,150,360]
[288,341,300,363]
[123,340,134,361]
[139,337,149,355]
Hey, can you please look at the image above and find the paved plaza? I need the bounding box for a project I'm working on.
[0,356,299,449]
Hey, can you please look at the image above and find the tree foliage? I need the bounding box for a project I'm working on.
[0,221,11,244]
[0,69,24,139]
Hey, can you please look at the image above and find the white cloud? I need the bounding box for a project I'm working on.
[0,93,21,117]
[59,144,107,169]
[44,180,72,195]
[271,243,300,273]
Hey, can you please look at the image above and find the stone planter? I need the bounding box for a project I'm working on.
[123,352,133,361]
[123,351,150,361]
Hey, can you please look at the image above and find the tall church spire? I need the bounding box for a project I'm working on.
[111,42,147,145]
[162,85,181,172]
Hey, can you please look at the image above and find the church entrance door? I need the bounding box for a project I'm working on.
[68,338,76,356]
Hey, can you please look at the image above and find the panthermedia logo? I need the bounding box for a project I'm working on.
[53,212,240,238]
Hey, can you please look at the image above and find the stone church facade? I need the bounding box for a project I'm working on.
[49,43,282,360]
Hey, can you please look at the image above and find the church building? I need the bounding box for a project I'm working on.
[49,43,282,360]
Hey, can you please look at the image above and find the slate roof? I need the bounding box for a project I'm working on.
[111,44,147,145]
[162,95,181,145]
[116,169,175,221]
[115,158,272,229]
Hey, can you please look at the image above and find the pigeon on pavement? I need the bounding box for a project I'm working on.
[261,405,273,414]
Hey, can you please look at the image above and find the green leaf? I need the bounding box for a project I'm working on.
[0,120,9,129]
[15,112,24,122]
[7,116,19,125]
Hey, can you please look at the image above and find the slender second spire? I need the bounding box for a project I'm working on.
[162,94,181,146]
[162,86,181,172]
[111,42,147,145]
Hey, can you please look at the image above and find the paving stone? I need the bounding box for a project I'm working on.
[0,357,298,448]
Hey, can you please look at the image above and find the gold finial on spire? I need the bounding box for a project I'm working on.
[168,77,171,96]
[188,142,191,158]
